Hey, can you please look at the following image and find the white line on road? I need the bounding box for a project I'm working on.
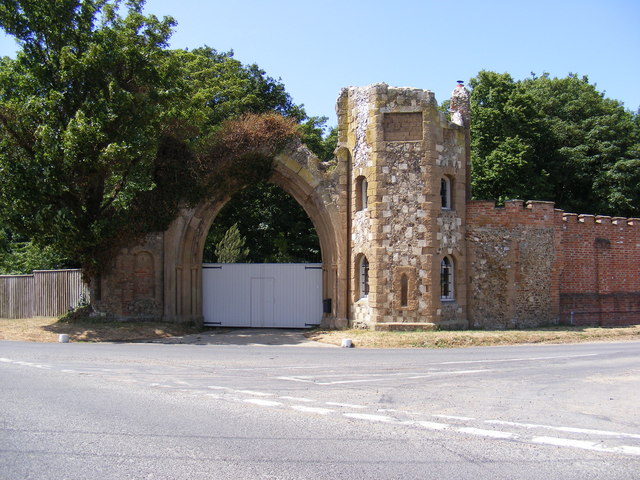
[531,436,640,456]
[485,420,640,439]
[530,436,634,455]
[417,421,451,430]
[325,402,367,409]
[237,390,274,397]
[406,369,492,379]
[457,427,517,439]
[343,413,396,423]
[277,369,491,385]
[433,414,476,421]
[292,405,334,415]
[279,396,315,402]
[243,399,282,407]
[436,354,599,365]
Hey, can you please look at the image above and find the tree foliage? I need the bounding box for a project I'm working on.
[0,228,74,274]
[470,71,640,217]
[0,1,307,277]
[213,223,249,263]
[204,181,321,264]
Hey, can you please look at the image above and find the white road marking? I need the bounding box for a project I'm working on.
[406,369,491,379]
[237,390,274,397]
[315,378,390,385]
[433,414,476,421]
[279,396,315,402]
[417,421,451,430]
[292,405,333,415]
[619,446,640,456]
[277,369,491,385]
[275,376,316,383]
[243,399,282,407]
[436,354,599,366]
[531,436,640,456]
[326,402,367,409]
[532,436,612,453]
[458,427,517,439]
[344,413,395,423]
[485,420,640,439]
[5,355,638,458]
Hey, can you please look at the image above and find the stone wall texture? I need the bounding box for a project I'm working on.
[98,82,640,330]
[467,200,640,328]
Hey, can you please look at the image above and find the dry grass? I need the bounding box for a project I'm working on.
[3,317,640,347]
[306,325,640,349]
[0,317,200,343]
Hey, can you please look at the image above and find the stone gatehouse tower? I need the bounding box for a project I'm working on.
[337,83,470,329]
[96,82,640,329]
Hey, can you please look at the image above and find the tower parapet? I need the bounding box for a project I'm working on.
[336,83,470,329]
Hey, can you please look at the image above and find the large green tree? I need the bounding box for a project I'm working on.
[0,0,182,275]
[469,71,640,217]
[0,1,309,277]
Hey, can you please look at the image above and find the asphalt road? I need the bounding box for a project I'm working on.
[1,338,639,479]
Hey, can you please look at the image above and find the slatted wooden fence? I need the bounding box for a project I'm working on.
[0,269,89,319]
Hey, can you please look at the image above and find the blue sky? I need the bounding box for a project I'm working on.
[1,0,638,124]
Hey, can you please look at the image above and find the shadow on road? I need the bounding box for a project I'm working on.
[145,327,336,347]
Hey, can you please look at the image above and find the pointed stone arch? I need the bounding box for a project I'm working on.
[161,141,348,326]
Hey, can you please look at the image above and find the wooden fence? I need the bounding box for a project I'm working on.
[0,269,89,319]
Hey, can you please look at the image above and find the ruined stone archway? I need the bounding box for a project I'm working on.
[160,141,348,327]
[98,83,475,331]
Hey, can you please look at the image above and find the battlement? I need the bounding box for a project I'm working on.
[562,213,640,228]
[468,199,640,233]
[467,199,562,228]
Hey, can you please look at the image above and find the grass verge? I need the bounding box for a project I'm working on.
[2,317,640,347]
[0,316,200,343]
[306,325,640,348]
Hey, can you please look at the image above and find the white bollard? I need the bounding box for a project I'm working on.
[58,334,70,343]
[341,338,353,348]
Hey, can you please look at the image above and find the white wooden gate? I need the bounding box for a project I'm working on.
[202,263,323,328]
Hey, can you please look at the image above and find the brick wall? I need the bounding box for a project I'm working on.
[466,200,640,328]
[559,215,640,326]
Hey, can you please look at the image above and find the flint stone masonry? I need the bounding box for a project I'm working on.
[338,83,468,328]
[467,225,556,329]
[96,82,640,330]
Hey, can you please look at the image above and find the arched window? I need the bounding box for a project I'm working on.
[355,176,368,211]
[440,177,452,210]
[358,255,369,299]
[440,256,454,300]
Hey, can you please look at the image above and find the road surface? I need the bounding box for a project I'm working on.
[1,339,639,479]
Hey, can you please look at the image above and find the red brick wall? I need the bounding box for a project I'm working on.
[466,200,640,328]
[559,215,640,326]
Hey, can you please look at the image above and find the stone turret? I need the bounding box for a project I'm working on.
[336,83,470,329]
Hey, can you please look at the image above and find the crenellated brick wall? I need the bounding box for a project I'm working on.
[98,82,640,330]
[559,214,640,326]
[466,200,640,328]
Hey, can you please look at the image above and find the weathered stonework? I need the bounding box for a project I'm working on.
[97,82,640,329]
[337,83,468,329]
[467,225,555,329]
[96,233,164,320]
